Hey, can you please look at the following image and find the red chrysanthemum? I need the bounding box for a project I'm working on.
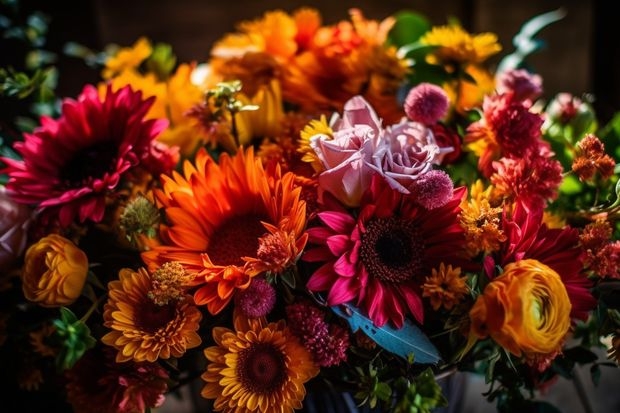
[303,176,470,328]
[465,92,545,176]
[65,346,168,413]
[487,201,596,320]
[490,150,563,209]
[1,84,168,227]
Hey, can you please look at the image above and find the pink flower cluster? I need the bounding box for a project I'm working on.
[286,300,349,367]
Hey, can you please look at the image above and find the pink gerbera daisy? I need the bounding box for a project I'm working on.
[1,84,168,227]
[303,175,470,328]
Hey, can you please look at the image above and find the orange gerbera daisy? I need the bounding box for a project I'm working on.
[102,267,202,363]
[141,147,308,314]
[201,314,319,412]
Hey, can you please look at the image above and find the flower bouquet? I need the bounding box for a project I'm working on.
[1,3,620,413]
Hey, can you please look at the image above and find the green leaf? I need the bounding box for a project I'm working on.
[146,42,177,80]
[331,303,441,363]
[375,382,392,401]
[559,174,583,195]
[386,11,431,49]
[497,8,567,73]
[52,307,97,371]
[63,41,107,67]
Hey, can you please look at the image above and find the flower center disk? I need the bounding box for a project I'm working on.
[360,216,424,283]
[135,300,177,333]
[61,142,117,188]
[207,214,267,266]
[237,342,287,394]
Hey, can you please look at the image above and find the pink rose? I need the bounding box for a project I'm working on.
[0,185,32,269]
[369,121,449,194]
[310,96,383,207]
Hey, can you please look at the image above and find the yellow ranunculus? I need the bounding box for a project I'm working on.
[469,259,571,357]
[21,234,88,307]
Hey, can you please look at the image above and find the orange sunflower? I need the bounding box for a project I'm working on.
[141,146,308,314]
[201,314,319,412]
[102,267,202,363]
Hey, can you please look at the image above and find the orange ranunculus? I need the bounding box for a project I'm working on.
[469,259,571,357]
[21,234,88,307]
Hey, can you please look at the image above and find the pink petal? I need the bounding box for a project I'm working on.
[318,211,355,233]
[327,234,352,256]
[307,263,337,291]
[327,277,358,305]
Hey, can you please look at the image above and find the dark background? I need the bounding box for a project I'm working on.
[3,0,619,121]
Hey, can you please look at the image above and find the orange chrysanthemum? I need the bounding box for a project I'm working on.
[141,147,308,314]
[102,267,202,363]
[459,182,506,257]
[201,314,319,412]
[422,263,469,311]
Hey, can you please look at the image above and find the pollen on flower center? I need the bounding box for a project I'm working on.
[360,217,424,283]
[237,342,287,394]
[61,142,117,188]
[206,214,267,266]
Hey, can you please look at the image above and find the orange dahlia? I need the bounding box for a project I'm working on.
[141,147,307,314]
[102,267,202,363]
[201,314,319,412]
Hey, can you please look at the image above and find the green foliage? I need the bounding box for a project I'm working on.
[386,11,431,49]
[51,307,97,371]
[393,368,448,413]
[497,8,567,73]
[354,363,393,409]
[146,42,177,81]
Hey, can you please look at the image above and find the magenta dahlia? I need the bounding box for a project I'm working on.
[1,84,168,227]
[303,175,470,328]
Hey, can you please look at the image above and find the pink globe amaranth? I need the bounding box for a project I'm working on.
[403,82,449,125]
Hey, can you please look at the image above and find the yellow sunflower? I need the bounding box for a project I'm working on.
[102,37,152,79]
[141,146,307,315]
[201,314,319,412]
[420,24,501,64]
[101,267,202,363]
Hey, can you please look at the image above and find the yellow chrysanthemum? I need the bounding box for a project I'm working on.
[201,315,319,412]
[102,37,152,79]
[460,180,506,257]
[422,263,469,311]
[103,63,207,156]
[420,24,502,64]
[141,147,308,315]
[102,267,202,363]
[234,78,285,148]
[297,115,332,173]
[443,64,496,114]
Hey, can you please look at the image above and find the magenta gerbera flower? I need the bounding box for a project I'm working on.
[303,176,470,328]
[1,84,167,227]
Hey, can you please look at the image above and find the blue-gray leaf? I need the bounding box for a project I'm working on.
[332,303,441,364]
